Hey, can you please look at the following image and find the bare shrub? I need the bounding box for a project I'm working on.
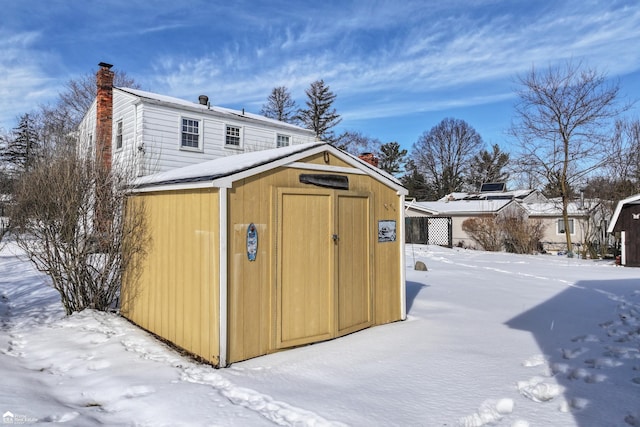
[8,145,147,314]
[462,216,503,251]
[499,214,546,254]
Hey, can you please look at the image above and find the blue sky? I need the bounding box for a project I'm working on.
[2,0,639,153]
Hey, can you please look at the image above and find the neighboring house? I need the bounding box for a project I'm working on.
[607,193,640,267]
[77,63,318,177]
[405,187,604,254]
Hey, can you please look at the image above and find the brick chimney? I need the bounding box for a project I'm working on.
[95,62,114,171]
[358,152,379,167]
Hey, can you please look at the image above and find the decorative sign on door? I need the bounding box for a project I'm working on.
[247,223,258,261]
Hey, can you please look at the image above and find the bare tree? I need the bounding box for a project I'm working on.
[260,86,298,123]
[8,143,147,314]
[39,69,140,144]
[296,79,342,143]
[412,118,484,198]
[334,130,380,155]
[510,61,628,256]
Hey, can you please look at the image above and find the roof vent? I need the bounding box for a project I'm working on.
[198,95,209,105]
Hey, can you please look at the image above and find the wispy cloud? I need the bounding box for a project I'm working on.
[0,31,61,131]
[147,0,640,124]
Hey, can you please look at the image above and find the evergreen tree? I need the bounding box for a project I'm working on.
[378,142,407,176]
[260,86,298,123]
[467,144,510,191]
[1,113,41,172]
[401,160,433,200]
[296,80,342,143]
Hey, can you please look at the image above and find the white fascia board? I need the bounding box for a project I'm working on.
[128,181,215,194]
[212,144,407,194]
[607,193,640,233]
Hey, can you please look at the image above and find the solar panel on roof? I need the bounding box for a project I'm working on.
[480,182,506,192]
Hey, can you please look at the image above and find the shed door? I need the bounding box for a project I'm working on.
[337,194,372,335]
[276,189,372,349]
[277,190,334,348]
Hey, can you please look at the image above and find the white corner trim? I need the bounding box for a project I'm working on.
[399,194,407,320]
[218,187,228,367]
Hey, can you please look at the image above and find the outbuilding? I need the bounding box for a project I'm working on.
[121,142,408,366]
[607,193,640,267]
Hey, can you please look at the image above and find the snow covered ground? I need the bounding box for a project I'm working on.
[1,241,640,426]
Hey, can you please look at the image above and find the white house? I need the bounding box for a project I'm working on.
[406,188,604,254]
[77,63,319,176]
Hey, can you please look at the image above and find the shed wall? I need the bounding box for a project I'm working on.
[121,188,221,365]
[614,205,640,266]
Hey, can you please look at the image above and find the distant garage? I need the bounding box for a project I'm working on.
[121,142,408,366]
[608,193,640,267]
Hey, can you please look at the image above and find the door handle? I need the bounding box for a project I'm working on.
[332,234,339,243]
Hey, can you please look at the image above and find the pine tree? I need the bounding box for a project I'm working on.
[467,144,510,191]
[378,142,407,176]
[260,86,298,123]
[296,80,342,143]
[1,113,41,172]
[401,160,433,200]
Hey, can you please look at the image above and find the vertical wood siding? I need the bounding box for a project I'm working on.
[122,188,221,365]
[226,152,403,362]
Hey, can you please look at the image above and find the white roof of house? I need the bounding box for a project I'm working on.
[117,87,315,134]
[406,198,594,217]
[607,193,640,233]
[407,199,513,215]
[131,142,407,194]
[439,189,535,201]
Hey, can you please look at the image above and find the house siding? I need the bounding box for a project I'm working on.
[78,87,317,177]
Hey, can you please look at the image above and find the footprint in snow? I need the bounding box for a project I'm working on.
[522,354,547,367]
[571,334,600,343]
[517,377,562,403]
[584,357,623,369]
[558,397,589,413]
[458,398,514,427]
[560,347,588,360]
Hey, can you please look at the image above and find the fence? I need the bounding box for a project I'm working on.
[405,216,452,247]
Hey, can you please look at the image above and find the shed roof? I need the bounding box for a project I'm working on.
[131,142,407,195]
[117,87,315,134]
[607,193,640,233]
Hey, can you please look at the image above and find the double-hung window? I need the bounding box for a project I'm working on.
[181,118,200,149]
[277,134,290,147]
[115,120,123,149]
[226,125,241,147]
[557,218,574,234]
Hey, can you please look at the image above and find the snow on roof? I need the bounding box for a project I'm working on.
[133,142,326,188]
[116,87,314,134]
[132,142,406,193]
[410,199,513,215]
[438,189,535,202]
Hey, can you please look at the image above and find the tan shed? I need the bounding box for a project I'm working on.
[122,142,408,367]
